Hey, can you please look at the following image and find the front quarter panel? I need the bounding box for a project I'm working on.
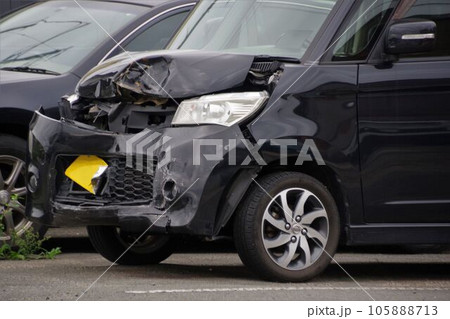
[248,64,363,225]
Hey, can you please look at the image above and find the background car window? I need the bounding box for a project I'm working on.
[331,0,397,61]
[396,0,450,58]
[123,10,190,52]
[0,1,146,74]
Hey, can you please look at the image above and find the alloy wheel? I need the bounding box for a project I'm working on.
[0,155,31,241]
[261,188,329,270]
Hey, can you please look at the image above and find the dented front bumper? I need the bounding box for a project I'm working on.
[26,111,258,236]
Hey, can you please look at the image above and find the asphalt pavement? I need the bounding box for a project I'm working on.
[0,228,449,301]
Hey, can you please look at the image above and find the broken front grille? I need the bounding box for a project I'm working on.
[108,158,154,203]
[55,156,157,206]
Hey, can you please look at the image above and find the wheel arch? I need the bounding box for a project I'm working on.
[259,160,349,240]
[220,159,350,243]
[0,108,34,140]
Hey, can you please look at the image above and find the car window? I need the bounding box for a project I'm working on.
[331,0,398,61]
[0,0,148,74]
[170,0,338,60]
[169,1,229,51]
[124,10,190,52]
[396,0,450,58]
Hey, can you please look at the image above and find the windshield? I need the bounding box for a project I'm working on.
[0,1,147,74]
[169,0,338,59]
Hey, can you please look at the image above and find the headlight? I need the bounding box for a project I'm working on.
[172,91,269,127]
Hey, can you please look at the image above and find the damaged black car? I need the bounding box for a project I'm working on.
[27,0,450,282]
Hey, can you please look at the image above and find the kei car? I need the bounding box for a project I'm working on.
[0,0,196,241]
[26,0,450,281]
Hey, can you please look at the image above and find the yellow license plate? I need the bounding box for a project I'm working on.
[65,155,108,194]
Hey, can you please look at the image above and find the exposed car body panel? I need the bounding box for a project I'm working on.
[76,50,255,100]
[27,111,259,236]
[26,50,280,235]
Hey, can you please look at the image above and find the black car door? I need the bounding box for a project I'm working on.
[358,0,450,223]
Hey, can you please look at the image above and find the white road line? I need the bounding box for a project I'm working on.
[76,179,200,301]
[125,287,450,294]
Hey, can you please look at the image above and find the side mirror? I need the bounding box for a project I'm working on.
[385,19,436,55]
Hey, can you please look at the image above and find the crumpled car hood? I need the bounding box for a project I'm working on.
[76,50,256,100]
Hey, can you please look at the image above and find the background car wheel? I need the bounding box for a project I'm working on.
[234,172,340,282]
[0,134,47,242]
[87,226,175,265]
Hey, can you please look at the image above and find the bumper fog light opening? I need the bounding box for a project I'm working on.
[162,179,178,202]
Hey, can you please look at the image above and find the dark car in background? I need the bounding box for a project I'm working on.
[0,0,196,242]
[27,0,450,282]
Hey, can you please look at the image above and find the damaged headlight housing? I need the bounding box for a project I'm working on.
[172,91,269,127]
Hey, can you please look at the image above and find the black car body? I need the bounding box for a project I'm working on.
[27,0,450,281]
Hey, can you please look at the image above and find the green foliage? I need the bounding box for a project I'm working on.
[0,228,62,260]
[0,204,61,260]
[44,247,62,259]
[9,193,19,204]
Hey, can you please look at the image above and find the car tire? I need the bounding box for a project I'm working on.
[0,134,47,242]
[234,172,340,282]
[87,226,175,265]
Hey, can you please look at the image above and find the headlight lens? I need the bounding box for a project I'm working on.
[172,91,269,127]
